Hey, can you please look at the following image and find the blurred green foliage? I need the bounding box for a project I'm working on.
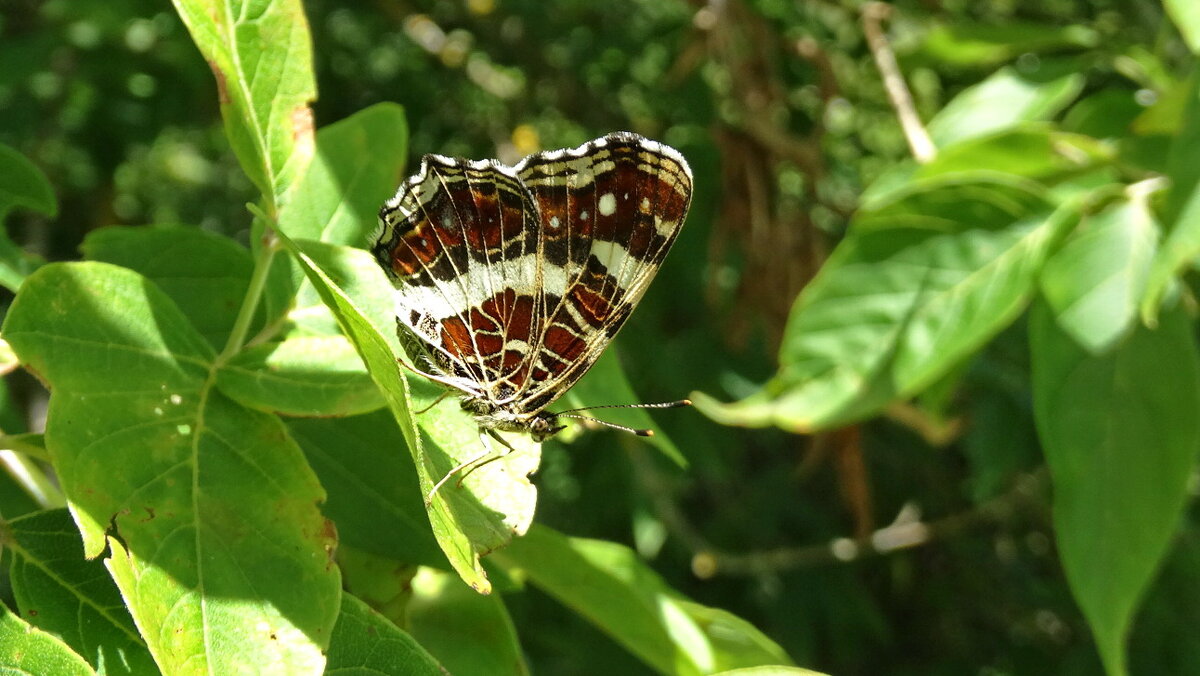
[2,0,1200,675]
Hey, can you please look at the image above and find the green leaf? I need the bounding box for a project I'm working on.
[492,526,793,676]
[1143,75,1200,322]
[1031,302,1200,676]
[216,335,384,416]
[3,262,341,675]
[326,593,444,675]
[1165,0,1200,53]
[711,668,827,676]
[695,179,1073,432]
[279,102,409,245]
[0,143,56,292]
[920,22,1098,67]
[170,0,316,210]
[1040,190,1158,354]
[6,510,157,675]
[927,66,1085,148]
[0,143,56,220]
[275,230,538,594]
[407,567,529,675]
[287,411,443,567]
[0,601,95,676]
[81,225,261,350]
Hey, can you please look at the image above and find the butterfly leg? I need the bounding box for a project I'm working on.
[424,429,515,505]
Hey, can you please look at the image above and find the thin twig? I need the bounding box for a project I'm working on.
[862,2,936,163]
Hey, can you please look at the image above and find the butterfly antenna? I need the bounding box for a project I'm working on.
[554,414,656,437]
[555,399,692,415]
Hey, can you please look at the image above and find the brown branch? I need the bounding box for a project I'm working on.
[861,2,936,163]
[630,445,1046,578]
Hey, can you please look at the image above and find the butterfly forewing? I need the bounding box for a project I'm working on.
[373,132,692,424]
[513,133,693,411]
[374,156,544,398]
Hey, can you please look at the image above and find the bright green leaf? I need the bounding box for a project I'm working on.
[6,510,156,676]
[927,66,1085,148]
[695,179,1073,432]
[1165,0,1200,53]
[275,230,538,595]
[1031,302,1200,676]
[1040,191,1158,354]
[0,601,95,676]
[279,102,409,245]
[217,335,384,416]
[287,411,443,567]
[170,0,316,210]
[711,668,827,676]
[326,593,444,675]
[407,567,529,675]
[81,225,262,350]
[492,526,793,676]
[3,262,341,675]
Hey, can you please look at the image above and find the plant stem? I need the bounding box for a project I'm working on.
[0,448,65,509]
[219,223,280,363]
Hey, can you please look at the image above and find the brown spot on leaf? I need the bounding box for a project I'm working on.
[207,60,230,104]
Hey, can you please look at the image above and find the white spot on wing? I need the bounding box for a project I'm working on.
[598,193,616,216]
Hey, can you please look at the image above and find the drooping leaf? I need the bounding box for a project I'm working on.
[927,66,1086,148]
[170,0,316,210]
[3,262,341,675]
[1031,301,1200,676]
[920,22,1098,67]
[407,567,529,675]
[325,593,444,675]
[695,179,1074,432]
[1040,190,1158,354]
[287,411,443,567]
[217,335,384,416]
[6,510,157,676]
[279,102,409,245]
[492,525,794,676]
[0,601,95,676]
[275,230,538,595]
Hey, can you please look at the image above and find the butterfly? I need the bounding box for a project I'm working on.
[371,132,692,496]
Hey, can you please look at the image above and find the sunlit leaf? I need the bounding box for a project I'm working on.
[0,602,94,676]
[280,102,409,245]
[3,262,341,675]
[920,22,1098,67]
[492,526,794,676]
[1040,190,1158,354]
[695,179,1073,432]
[275,230,538,594]
[927,66,1085,148]
[1031,302,1200,676]
[171,0,316,210]
[6,510,156,675]
[1165,0,1200,53]
[81,225,263,350]
[216,334,383,416]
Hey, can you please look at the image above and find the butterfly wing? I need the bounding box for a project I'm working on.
[513,132,693,412]
[373,155,544,401]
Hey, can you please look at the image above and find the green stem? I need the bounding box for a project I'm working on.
[219,222,280,363]
[0,448,65,509]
